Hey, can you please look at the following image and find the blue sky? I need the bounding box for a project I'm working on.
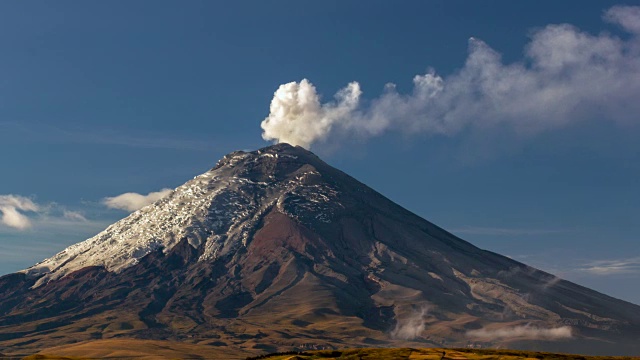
[1,1,639,304]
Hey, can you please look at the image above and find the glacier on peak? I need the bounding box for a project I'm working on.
[22,144,339,287]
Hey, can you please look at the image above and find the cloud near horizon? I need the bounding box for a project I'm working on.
[0,195,40,230]
[579,257,640,275]
[467,325,572,341]
[0,195,90,230]
[261,5,640,149]
[103,189,173,212]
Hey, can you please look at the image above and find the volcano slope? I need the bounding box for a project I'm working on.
[0,143,639,357]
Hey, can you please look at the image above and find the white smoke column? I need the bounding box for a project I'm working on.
[467,324,572,340]
[261,6,640,150]
[0,195,40,230]
[260,79,361,149]
[390,305,429,340]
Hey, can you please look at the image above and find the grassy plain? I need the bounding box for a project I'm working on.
[19,344,640,360]
[250,348,639,360]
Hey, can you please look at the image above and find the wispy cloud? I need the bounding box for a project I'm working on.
[103,188,173,212]
[467,324,572,341]
[0,121,220,151]
[502,253,640,279]
[579,257,640,275]
[62,210,87,222]
[450,226,568,236]
[262,5,640,149]
[0,195,91,231]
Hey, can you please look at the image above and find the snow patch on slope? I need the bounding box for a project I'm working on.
[22,147,342,287]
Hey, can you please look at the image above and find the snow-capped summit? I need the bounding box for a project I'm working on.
[25,143,342,285]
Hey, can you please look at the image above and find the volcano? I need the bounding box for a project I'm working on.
[1,143,639,357]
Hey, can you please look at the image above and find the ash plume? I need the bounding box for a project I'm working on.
[261,6,640,150]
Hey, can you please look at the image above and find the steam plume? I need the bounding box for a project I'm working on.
[261,79,361,148]
[261,6,640,149]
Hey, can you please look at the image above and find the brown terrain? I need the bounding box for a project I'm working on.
[30,338,251,359]
[18,343,640,360]
[1,144,639,358]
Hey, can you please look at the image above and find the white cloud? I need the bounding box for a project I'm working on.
[579,257,640,275]
[0,195,93,231]
[63,210,87,222]
[103,189,173,212]
[0,206,33,229]
[467,325,572,340]
[0,195,39,230]
[261,6,640,149]
[605,5,640,34]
